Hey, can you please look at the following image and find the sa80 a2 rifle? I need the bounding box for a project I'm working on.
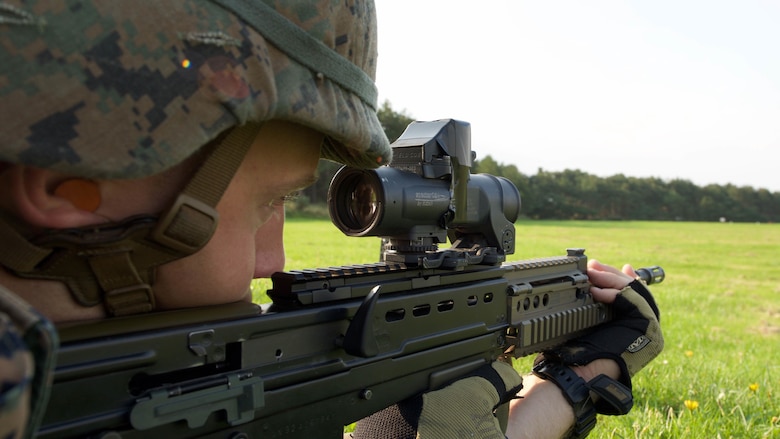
[38,119,664,438]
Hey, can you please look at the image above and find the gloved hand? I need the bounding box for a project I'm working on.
[352,361,523,439]
[540,260,664,392]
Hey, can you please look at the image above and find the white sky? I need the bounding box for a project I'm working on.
[374,1,780,192]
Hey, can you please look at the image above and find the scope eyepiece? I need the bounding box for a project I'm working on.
[328,168,384,236]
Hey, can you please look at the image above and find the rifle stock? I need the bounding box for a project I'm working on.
[39,248,662,438]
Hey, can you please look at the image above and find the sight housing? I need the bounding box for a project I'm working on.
[328,119,521,268]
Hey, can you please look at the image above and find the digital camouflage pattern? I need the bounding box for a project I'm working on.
[0,309,33,439]
[0,285,57,439]
[0,0,391,179]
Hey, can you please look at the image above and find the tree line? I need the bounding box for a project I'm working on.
[473,158,779,222]
[297,102,779,223]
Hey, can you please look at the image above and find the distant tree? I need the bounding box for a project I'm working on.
[377,100,415,143]
[665,179,700,220]
[473,155,500,175]
[756,189,780,222]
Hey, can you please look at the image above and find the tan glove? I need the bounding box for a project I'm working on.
[353,361,523,439]
[540,279,663,414]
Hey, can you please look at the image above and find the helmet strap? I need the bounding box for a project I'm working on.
[0,123,261,317]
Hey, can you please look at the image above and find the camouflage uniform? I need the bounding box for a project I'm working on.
[0,293,34,439]
[1,0,390,435]
[0,287,57,439]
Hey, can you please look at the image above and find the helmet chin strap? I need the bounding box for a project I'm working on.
[0,123,261,317]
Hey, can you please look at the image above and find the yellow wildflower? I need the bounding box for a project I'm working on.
[684,400,699,411]
[684,350,694,358]
[749,383,759,392]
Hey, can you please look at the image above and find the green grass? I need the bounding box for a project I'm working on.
[252,219,780,438]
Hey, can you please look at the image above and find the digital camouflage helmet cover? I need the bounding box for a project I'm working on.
[0,0,391,177]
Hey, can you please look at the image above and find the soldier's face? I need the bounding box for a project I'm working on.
[151,121,322,310]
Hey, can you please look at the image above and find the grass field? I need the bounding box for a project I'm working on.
[252,219,780,438]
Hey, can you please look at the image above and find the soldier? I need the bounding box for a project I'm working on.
[0,1,662,438]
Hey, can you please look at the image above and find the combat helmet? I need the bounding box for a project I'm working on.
[0,0,392,316]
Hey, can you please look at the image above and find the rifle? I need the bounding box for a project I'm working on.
[37,120,664,438]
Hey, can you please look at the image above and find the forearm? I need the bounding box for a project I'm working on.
[505,359,621,439]
[506,374,573,439]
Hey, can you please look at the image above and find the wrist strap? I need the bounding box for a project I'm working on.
[533,360,635,438]
[533,360,597,439]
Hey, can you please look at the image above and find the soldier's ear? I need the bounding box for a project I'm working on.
[7,166,106,229]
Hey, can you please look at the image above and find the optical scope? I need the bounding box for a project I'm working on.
[328,119,521,267]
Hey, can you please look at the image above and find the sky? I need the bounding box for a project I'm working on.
[374,1,780,192]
